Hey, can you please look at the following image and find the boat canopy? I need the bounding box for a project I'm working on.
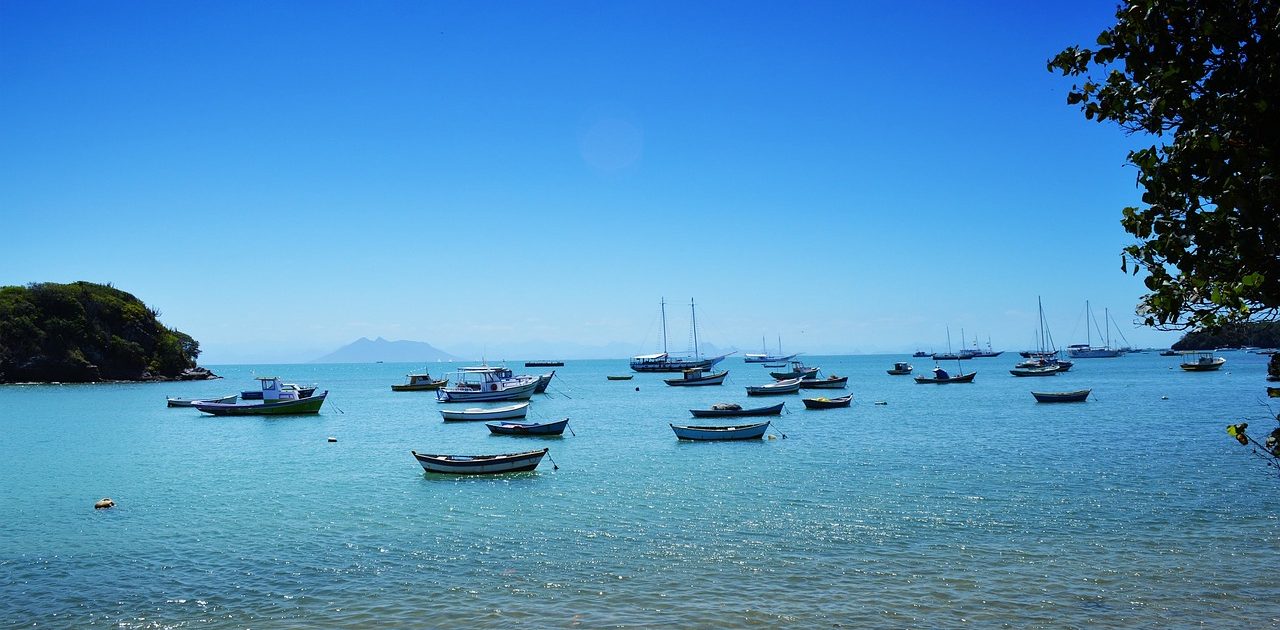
[633,353,668,360]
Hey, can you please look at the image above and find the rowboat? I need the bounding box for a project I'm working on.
[802,394,852,409]
[606,375,634,380]
[746,377,803,396]
[913,368,976,384]
[689,402,785,418]
[1031,389,1091,403]
[886,362,913,375]
[534,371,555,393]
[436,366,540,402]
[762,363,787,368]
[391,371,448,391]
[669,421,771,441]
[485,418,570,436]
[410,448,549,474]
[769,361,819,380]
[196,391,328,416]
[798,375,847,389]
[439,402,530,422]
[166,394,237,407]
[1179,352,1226,371]
[664,367,728,386]
[1009,366,1059,377]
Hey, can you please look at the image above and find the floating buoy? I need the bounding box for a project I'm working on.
[634,387,639,392]
[327,436,337,443]
[94,497,115,509]
[767,434,777,440]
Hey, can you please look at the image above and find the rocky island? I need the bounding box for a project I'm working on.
[0,281,215,383]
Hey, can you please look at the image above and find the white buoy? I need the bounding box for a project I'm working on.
[94,498,115,509]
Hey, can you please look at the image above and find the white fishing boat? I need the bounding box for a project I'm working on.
[630,298,731,372]
[439,402,531,421]
[436,366,540,402]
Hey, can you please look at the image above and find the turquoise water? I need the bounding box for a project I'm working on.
[3,353,1279,627]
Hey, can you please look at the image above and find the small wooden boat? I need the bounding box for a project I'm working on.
[689,402,785,418]
[799,375,847,389]
[1179,352,1226,371]
[166,394,237,407]
[664,367,728,387]
[534,371,556,393]
[439,402,530,422]
[669,421,771,441]
[746,377,803,396]
[411,448,549,474]
[485,418,570,436]
[762,363,787,368]
[1031,389,1091,403]
[913,368,976,384]
[769,361,819,380]
[196,391,328,415]
[886,362,913,375]
[606,375,634,381]
[802,394,852,409]
[524,360,564,367]
[391,371,448,391]
[1009,366,1059,377]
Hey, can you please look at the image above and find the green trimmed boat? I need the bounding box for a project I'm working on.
[196,391,328,416]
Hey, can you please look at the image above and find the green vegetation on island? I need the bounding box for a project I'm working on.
[1172,322,1280,351]
[0,281,210,383]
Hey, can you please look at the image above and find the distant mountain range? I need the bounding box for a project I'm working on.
[312,337,460,363]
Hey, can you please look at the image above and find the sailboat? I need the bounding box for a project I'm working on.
[630,298,733,373]
[1067,300,1123,358]
[743,335,799,363]
[1015,297,1073,372]
[916,327,977,383]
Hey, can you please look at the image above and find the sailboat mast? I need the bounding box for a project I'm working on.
[777,334,782,355]
[660,297,668,355]
[690,298,700,359]
[1086,300,1092,347]
[1105,307,1111,349]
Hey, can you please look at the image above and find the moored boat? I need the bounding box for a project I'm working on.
[689,402,785,418]
[410,448,549,474]
[391,370,448,391]
[746,377,803,396]
[768,360,819,380]
[664,367,728,387]
[242,380,316,400]
[166,394,237,407]
[802,394,852,409]
[1031,389,1091,403]
[524,360,564,367]
[436,366,540,402]
[669,421,771,441]
[485,418,570,436]
[196,389,328,416]
[914,367,976,384]
[439,402,530,422]
[1009,365,1059,377]
[887,362,913,375]
[743,335,799,363]
[534,371,555,393]
[630,298,731,372]
[798,375,847,389]
[912,350,930,358]
[1179,352,1226,371]
[606,375,634,380]
[1067,301,1125,358]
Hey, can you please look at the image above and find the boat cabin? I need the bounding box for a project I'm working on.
[257,376,299,401]
[448,366,532,392]
[404,372,438,386]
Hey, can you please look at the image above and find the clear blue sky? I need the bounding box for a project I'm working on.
[0,0,1180,362]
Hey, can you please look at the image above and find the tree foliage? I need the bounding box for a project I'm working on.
[0,281,201,382]
[1048,0,1280,331]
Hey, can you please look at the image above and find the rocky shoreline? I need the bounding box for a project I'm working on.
[0,366,220,385]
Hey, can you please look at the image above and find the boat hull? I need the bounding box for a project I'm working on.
[436,379,539,402]
[439,402,530,421]
[798,377,847,389]
[630,354,728,373]
[606,375,634,381]
[689,403,785,418]
[802,395,852,409]
[534,372,555,393]
[485,418,570,436]
[669,421,770,441]
[664,370,728,386]
[746,378,802,396]
[167,394,237,407]
[411,448,548,474]
[1180,361,1226,371]
[914,372,977,384]
[196,392,328,415]
[1031,389,1091,403]
[391,379,448,391]
[1009,368,1059,377]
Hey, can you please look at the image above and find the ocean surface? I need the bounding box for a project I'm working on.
[3,353,1279,627]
